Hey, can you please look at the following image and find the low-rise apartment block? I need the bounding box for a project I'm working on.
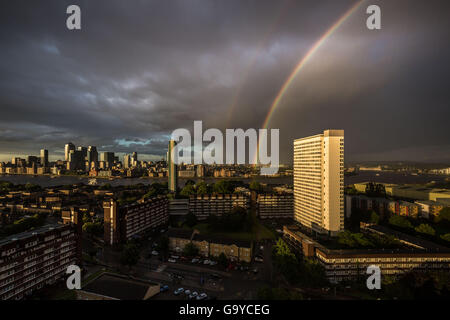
[257,192,293,219]
[167,228,252,263]
[188,194,250,220]
[0,223,82,300]
[103,196,169,246]
[283,225,450,283]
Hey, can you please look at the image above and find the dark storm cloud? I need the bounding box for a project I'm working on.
[0,0,449,163]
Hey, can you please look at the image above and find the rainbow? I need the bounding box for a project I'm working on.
[255,0,364,164]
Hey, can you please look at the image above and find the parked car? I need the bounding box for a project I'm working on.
[203,259,210,265]
[160,285,169,292]
[160,229,166,233]
[209,261,217,266]
[196,293,208,300]
[252,268,258,274]
[254,256,264,263]
[151,250,159,256]
[189,291,198,299]
[168,258,176,263]
[171,255,180,260]
[184,289,191,296]
[191,258,199,263]
[174,288,184,295]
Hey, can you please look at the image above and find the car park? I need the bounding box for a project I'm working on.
[174,288,184,295]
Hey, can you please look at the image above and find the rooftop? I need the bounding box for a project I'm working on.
[80,273,159,300]
[0,223,64,246]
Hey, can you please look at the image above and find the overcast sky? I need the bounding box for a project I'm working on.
[1,0,449,164]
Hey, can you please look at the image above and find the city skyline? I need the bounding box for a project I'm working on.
[1,1,450,164]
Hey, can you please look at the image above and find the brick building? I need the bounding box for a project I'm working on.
[103,196,169,246]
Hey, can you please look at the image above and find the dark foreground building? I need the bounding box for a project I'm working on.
[0,222,82,300]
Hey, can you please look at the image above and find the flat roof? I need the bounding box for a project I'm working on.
[0,223,65,247]
[81,273,158,300]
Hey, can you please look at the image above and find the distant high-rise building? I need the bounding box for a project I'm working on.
[100,152,115,168]
[65,142,75,161]
[40,149,48,167]
[123,154,131,169]
[167,140,178,193]
[293,130,344,236]
[132,152,138,167]
[68,150,85,171]
[27,156,39,167]
[87,146,98,166]
[77,146,87,160]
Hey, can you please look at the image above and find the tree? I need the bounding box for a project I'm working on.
[196,181,208,195]
[370,211,380,224]
[217,252,228,267]
[184,212,198,228]
[415,224,435,236]
[440,233,450,243]
[183,242,199,257]
[213,180,233,194]
[436,207,450,225]
[249,181,262,192]
[389,215,413,230]
[180,184,195,197]
[120,243,140,268]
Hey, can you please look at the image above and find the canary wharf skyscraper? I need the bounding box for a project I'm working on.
[293,130,344,236]
[167,140,178,193]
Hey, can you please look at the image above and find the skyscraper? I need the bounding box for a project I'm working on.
[167,140,178,193]
[65,142,75,161]
[77,146,87,160]
[131,152,138,167]
[293,130,344,236]
[100,152,115,168]
[123,154,131,169]
[87,146,98,167]
[40,149,48,167]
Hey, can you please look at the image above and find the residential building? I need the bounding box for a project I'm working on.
[167,228,253,263]
[257,191,293,219]
[103,196,169,246]
[293,130,344,236]
[188,194,250,220]
[167,140,178,192]
[283,225,450,283]
[0,223,82,300]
